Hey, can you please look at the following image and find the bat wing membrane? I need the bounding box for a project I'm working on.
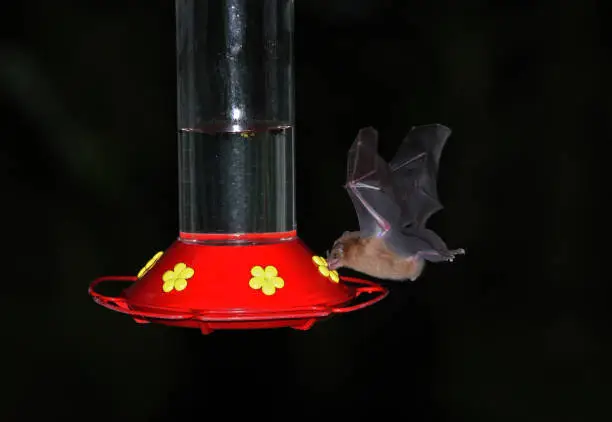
[345,127,401,237]
[389,124,451,228]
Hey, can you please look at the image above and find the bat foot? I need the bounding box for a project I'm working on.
[446,248,465,262]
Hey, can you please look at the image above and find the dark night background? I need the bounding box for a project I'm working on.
[3,1,610,420]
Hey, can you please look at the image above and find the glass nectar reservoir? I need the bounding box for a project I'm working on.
[176,0,295,243]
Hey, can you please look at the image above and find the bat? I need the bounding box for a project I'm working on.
[326,124,465,281]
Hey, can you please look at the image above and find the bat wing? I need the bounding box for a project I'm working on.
[388,124,452,228]
[344,127,401,238]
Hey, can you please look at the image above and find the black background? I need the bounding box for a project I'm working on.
[3,1,609,420]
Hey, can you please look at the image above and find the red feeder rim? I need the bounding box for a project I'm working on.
[89,237,388,334]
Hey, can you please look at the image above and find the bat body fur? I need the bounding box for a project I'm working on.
[326,124,465,281]
[334,231,425,281]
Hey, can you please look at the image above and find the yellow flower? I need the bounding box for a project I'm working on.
[162,262,195,293]
[137,251,164,278]
[249,265,284,296]
[312,255,339,283]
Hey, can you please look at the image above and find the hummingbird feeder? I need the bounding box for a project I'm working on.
[88,0,388,334]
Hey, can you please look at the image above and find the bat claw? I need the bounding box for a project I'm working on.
[441,248,465,263]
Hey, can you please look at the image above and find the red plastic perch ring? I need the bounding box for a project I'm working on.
[88,237,388,334]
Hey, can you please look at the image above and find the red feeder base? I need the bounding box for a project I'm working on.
[89,237,388,334]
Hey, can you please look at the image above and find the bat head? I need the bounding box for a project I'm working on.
[326,231,356,270]
[326,241,345,270]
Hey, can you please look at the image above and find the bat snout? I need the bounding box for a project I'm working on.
[326,257,341,270]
